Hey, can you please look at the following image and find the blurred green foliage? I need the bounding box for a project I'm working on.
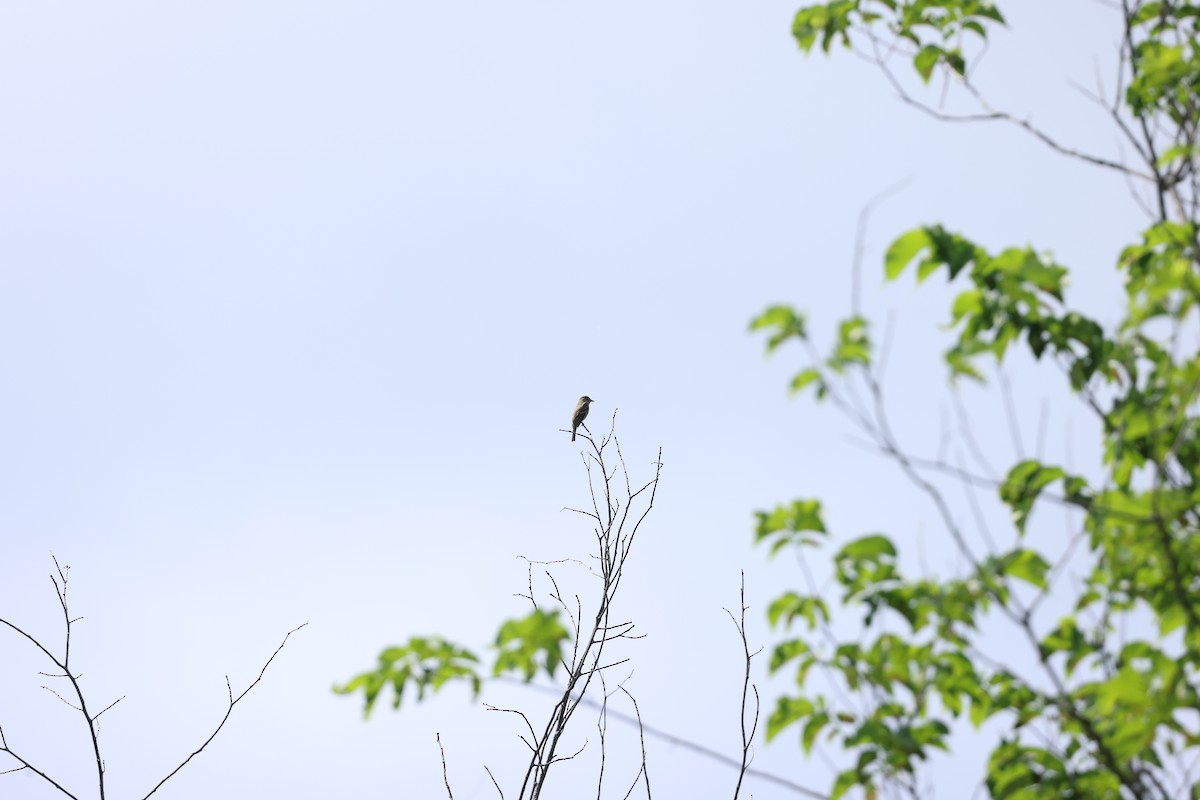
[751,2,1200,796]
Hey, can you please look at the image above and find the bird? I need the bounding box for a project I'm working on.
[571,396,594,441]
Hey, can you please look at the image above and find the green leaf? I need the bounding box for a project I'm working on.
[802,711,830,754]
[755,500,827,555]
[999,460,1067,534]
[914,45,942,83]
[1159,604,1187,636]
[946,346,986,382]
[769,638,812,673]
[944,48,966,76]
[839,534,896,559]
[950,288,984,323]
[751,305,808,352]
[792,1,857,54]
[830,316,872,369]
[768,592,831,630]
[1039,617,1089,677]
[1002,549,1050,589]
[790,367,824,395]
[885,228,932,279]
[830,768,860,800]
[767,695,815,741]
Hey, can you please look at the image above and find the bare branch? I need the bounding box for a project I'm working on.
[860,32,1151,180]
[851,177,914,317]
[617,686,652,800]
[0,724,81,800]
[727,571,762,800]
[996,366,1026,461]
[139,623,308,800]
[476,764,502,799]
[1,558,107,799]
[498,676,827,799]
[92,696,125,722]
[438,733,455,800]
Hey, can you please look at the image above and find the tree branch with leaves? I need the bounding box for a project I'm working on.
[750,2,1200,797]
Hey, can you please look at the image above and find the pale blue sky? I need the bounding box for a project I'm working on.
[0,2,1148,798]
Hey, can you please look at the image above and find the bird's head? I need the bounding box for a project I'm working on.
[579,396,594,405]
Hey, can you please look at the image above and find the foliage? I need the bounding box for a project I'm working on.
[332,610,574,717]
[751,1,1200,797]
[334,635,484,716]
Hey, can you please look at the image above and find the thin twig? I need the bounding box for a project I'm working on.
[140,623,308,800]
[727,571,762,800]
[617,686,652,800]
[437,733,455,799]
[863,32,1150,180]
[498,677,827,799]
[851,177,914,317]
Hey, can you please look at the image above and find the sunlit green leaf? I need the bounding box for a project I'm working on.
[885,228,932,279]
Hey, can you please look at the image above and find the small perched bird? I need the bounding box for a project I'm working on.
[571,396,594,441]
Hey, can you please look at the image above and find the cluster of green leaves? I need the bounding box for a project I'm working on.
[752,2,1200,793]
[334,609,570,717]
[1125,4,1200,129]
[752,208,1200,795]
[886,226,1108,386]
[748,310,870,399]
[333,636,482,717]
[754,498,1072,798]
[493,608,570,681]
[791,0,1005,82]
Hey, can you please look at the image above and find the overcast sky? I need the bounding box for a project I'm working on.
[0,2,1148,798]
